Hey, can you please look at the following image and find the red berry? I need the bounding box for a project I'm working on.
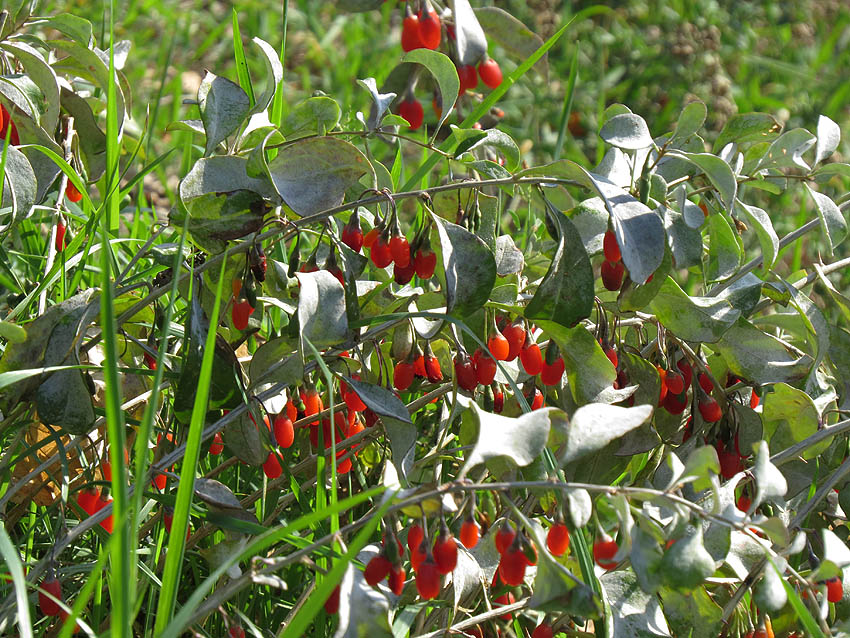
[736,495,751,512]
[493,385,504,413]
[460,518,480,549]
[494,591,516,620]
[209,432,224,455]
[364,554,392,586]
[676,357,693,387]
[657,366,668,404]
[519,341,543,376]
[424,354,443,383]
[342,215,364,253]
[399,98,424,130]
[55,222,67,252]
[97,493,114,534]
[601,260,625,291]
[528,386,545,410]
[231,300,254,330]
[228,627,246,638]
[665,370,684,395]
[454,354,478,392]
[76,487,99,516]
[532,623,554,638]
[540,357,564,386]
[698,371,714,393]
[750,389,760,409]
[498,547,527,586]
[324,584,341,614]
[699,396,722,423]
[662,391,688,415]
[390,234,411,267]
[472,348,497,386]
[274,414,295,448]
[414,353,426,377]
[431,96,442,121]
[593,535,618,569]
[394,260,416,285]
[604,345,618,369]
[827,576,843,603]
[487,331,510,361]
[433,528,458,575]
[363,227,380,249]
[547,522,570,556]
[370,234,394,268]
[502,322,526,361]
[418,8,441,49]
[39,576,62,616]
[401,13,424,52]
[143,351,157,370]
[415,558,441,599]
[457,64,478,93]
[343,387,367,413]
[603,229,621,262]
[411,539,427,572]
[152,471,167,491]
[477,57,503,89]
[408,524,424,554]
[262,452,282,479]
[495,521,516,555]
[716,441,743,479]
[388,564,406,595]
[413,247,437,279]
[394,360,415,391]
[66,181,83,203]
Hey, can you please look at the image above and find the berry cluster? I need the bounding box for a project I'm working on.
[396,1,504,129]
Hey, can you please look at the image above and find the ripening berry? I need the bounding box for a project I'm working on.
[394,261,416,285]
[408,524,424,554]
[343,386,367,413]
[274,414,295,448]
[97,493,114,534]
[457,64,478,93]
[494,591,516,620]
[519,341,543,376]
[262,452,282,479]
[532,623,554,638]
[698,371,714,393]
[209,431,224,455]
[601,260,625,291]
[364,554,392,586]
[342,214,364,253]
[487,330,510,361]
[540,357,565,386]
[527,386,544,410]
[657,366,668,403]
[363,227,380,250]
[460,517,480,548]
[39,576,62,616]
[394,360,415,391]
[477,57,503,89]
[547,522,570,556]
[593,534,618,569]
[410,538,427,572]
[473,348,497,386]
[388,564,406,595]
[399,98,424,130]
[401,12,424,52]
[433,527,458,575]
[498,547,527,586]
[699,396,722,423]
[454,354,478,392]
[750,389,760,409]
[495,521,516,555]
[324,584,341,614]
[493,385,504,413]
[502,321,526,361]
[413,246,437,278]
[415,558,441,599]
[604,345,618,369]
[736,495,751,512]
[827,576,843,603]
[665,370,684,395]
[414,353,426,377]
[370,234,394,268]
[418,7,441,49]
[390,234,411,267]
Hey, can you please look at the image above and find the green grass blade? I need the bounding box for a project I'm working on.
[153,258,228,634]
[103,6,133,636]
[553,45,579,161]
[271,0,289,128]
[0,523,33,638]
[232,9,255,107]
[160,486,383,638]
